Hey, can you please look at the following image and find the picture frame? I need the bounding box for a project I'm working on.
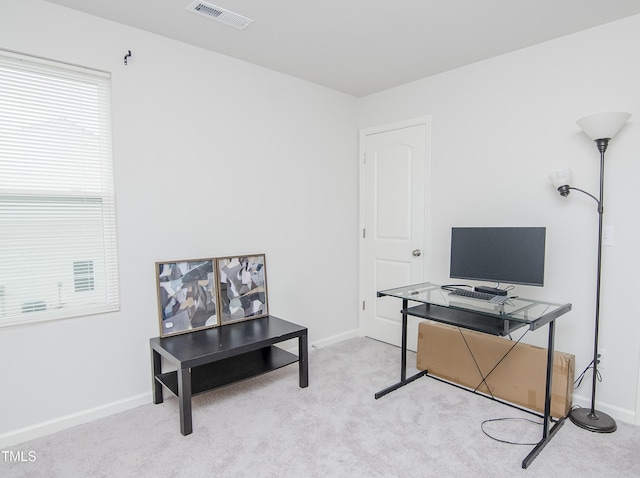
[155,258,219,337]
[216,254,269,324]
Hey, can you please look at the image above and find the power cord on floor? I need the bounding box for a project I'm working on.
[480,417,542,446]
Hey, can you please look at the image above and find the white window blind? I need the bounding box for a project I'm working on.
[0,51,119,327]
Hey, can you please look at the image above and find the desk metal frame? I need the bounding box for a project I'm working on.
[375,283,571,469]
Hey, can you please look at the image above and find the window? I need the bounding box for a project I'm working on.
[74,261,95,292]
[0,51,119,327]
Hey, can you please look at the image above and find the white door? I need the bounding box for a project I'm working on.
[360,119,429,349]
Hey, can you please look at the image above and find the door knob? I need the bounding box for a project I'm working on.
[412,249,422,257]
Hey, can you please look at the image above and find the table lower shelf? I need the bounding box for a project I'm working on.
[155,345,298,397]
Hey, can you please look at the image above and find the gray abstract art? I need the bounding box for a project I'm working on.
[156,259,218,336]
[217,254,268,324]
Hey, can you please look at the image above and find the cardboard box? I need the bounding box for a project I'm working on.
[416,321,574,418]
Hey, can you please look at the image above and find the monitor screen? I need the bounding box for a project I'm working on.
[449,227,546,287]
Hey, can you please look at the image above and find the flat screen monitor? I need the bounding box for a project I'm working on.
[449,227,546,287]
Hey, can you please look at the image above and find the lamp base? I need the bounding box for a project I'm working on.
[569,408,617,433]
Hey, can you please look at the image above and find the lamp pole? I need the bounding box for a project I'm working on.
[568,137,617,433]
[593,138,606,418]
[550,112,630,433]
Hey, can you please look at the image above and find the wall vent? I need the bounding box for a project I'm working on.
[186,1,254,30]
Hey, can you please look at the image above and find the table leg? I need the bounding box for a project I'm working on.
[521,319,565,469]
[299,333,309,388]
[542,319,555,438]
[151,349,163,404]
[177,368,193,436]
[375,298,427,399]
[400,301,408,381]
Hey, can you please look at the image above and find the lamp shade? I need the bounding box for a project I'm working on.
[549,168,572,189]
[576,112,631,141]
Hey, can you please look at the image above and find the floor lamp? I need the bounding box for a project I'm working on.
[549,111,631,433]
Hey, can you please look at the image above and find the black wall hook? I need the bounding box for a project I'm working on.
[124,50,132,66]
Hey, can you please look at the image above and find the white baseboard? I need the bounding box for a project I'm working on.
[0,393,151,449]
[277,328,361,354]
[1,330,363,449]
[571,393,636,425]
[310,328,361,350]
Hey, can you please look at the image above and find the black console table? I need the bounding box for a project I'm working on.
[376,282,571,469]
[150,315,308,435]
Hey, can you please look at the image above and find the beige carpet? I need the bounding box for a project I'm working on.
[3,337,640,477]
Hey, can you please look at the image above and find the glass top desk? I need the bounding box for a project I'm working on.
[376,282,572,469]
[378,282,571,336]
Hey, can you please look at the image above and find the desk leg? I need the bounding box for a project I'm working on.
[178,368,193,436]
[522,319,565,469]
[400,303,408,381]
[375,299,427,399]
[299,333,309,388]
[151,349,163,404]
[543,319,555,438]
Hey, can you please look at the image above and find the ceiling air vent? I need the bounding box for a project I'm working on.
[186,1,254,30]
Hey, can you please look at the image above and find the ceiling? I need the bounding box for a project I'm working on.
[45,0,640,97]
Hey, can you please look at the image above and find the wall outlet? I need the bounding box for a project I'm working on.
[598,349,607,370]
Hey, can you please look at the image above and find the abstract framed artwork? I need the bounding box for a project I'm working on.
[217,254,269,324]
[155,258,219,337]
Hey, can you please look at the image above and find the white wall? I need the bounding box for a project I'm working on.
[0,0,359,445]
[358,14,640,423]
[2,0,640,448]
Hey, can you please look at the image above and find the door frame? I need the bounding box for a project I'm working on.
[358,116,433,336]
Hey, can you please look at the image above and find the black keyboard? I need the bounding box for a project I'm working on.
[448,288,509,304]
